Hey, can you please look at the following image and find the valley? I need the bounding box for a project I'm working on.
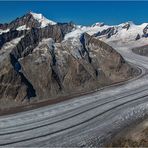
[0,11,148,147]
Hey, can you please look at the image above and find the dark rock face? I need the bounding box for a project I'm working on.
[142,25,148,38]
[0,14,135,109]
[135,34,140,40]
[93,27,117,39]
[143,25,148,34]
[122,23,130,30]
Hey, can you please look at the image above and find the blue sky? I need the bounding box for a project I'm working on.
[0,1,148,25]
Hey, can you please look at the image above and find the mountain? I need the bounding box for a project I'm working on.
[0,12,138,109]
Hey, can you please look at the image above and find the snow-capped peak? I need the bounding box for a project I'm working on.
[30,12,56,27]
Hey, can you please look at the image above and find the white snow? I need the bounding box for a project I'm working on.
[64,25,110,40]
[30,12,56,27]
[0,29,10,35]
[16,25,30,31]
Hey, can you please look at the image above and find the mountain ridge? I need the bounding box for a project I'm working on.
[1,12,148,40]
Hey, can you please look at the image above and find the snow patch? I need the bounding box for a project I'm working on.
[16,25,30,31]
[0,29,10,35]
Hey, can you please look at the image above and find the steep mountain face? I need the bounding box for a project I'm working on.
[0,12,137,109]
